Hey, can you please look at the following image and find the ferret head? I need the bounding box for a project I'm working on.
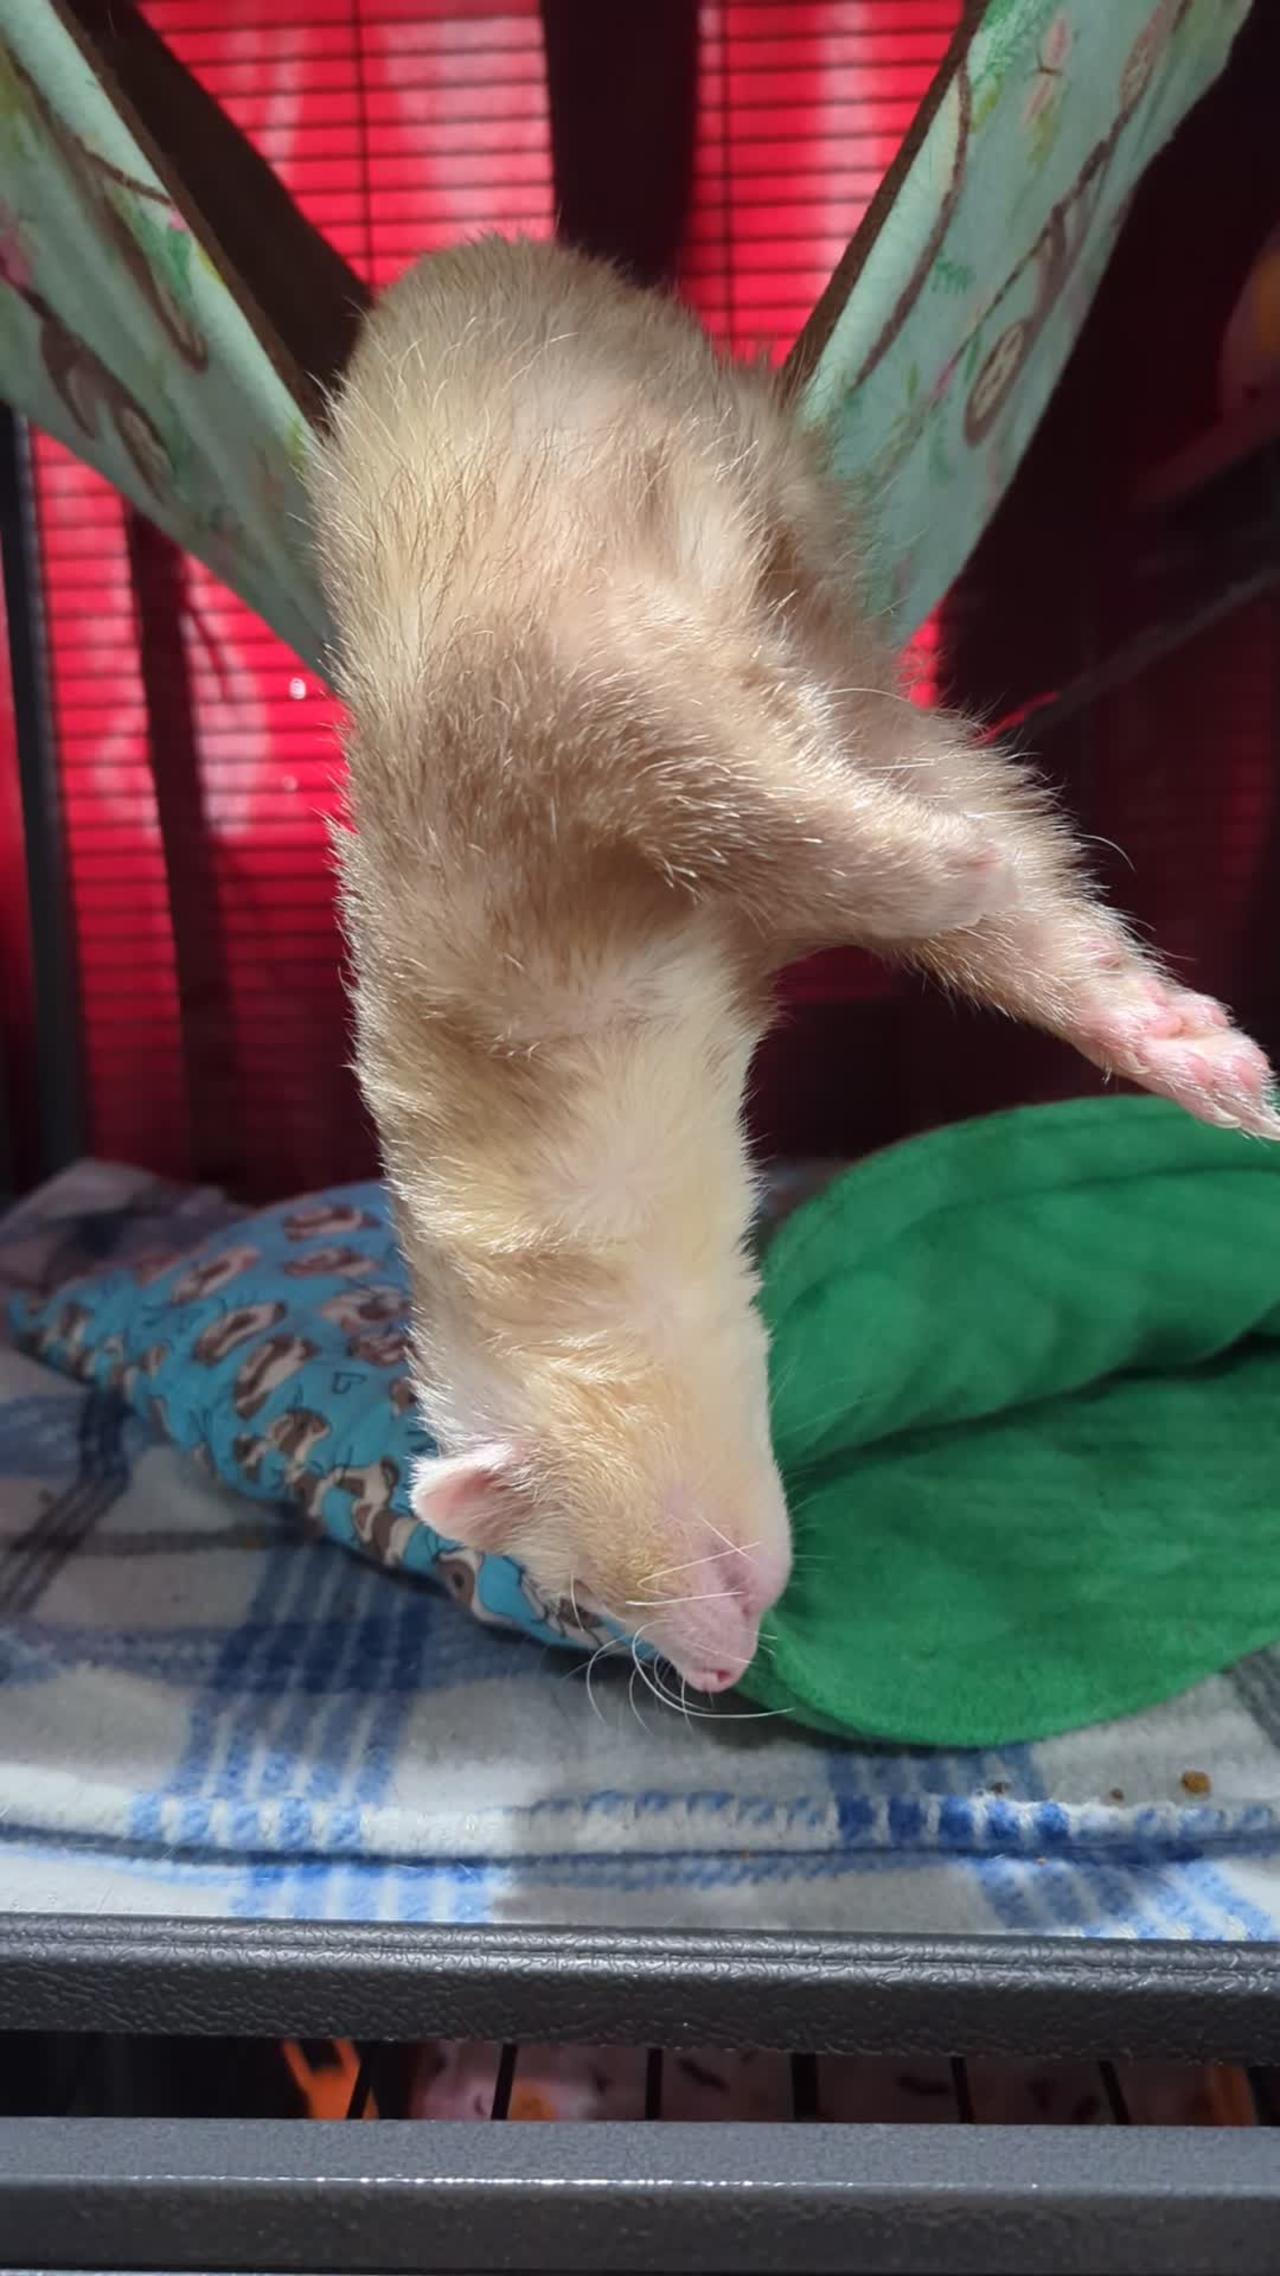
[411,1377,790,1694]
[402,982,794,1700]
[411,1341,790,1693]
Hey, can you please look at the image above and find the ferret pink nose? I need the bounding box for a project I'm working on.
[686,1663,742,1695]
[648,1530,789,1697]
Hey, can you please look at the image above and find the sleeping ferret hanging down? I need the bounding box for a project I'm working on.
[307,238,1278,1695]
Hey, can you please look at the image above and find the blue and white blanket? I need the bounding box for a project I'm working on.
[3,1161,1280,1937]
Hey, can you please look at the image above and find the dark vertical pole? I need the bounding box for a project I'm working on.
[125,509,240,1189]
[0,1010,11,1205]
[539,0,698,286]
[0,404,85,1179]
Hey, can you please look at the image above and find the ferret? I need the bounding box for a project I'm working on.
[307,236,1277,1695]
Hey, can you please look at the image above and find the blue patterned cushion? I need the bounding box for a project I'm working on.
[9,1184,611,1656]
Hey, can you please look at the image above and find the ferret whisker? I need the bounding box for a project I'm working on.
[647,1656,683,1704]
[703,1519,758,1558]
[647,1658,789,1723]
[826,684,928,711]
[628,1654,656,1735]
[628,1626,680,1722]
[623,1588,740,1610]
[647,1657,692,1717]
[578,1634,626,1722]
[641,1545,757,1585]
[636,1655,678,1720]
[1080,830,1135,873]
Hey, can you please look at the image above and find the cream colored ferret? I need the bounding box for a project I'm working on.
[308,237,1277,1694]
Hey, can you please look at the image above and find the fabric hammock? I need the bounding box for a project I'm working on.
[0,0,1253,665]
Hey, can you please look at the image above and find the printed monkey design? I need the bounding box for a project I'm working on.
[435,1544,522,1630]
[434,1552,613,1647]
[172,1244,262,1306]
[32,1300,93,1376]
[5,44,210,372]
[389,1375,416,1416]
[348,1326,413,1370]
[297,1455,414,1564]
[234,1407,332,1487]
[519,1571,617,1649]
[130,1247,187,1289]
[281,1245,377,1280]
[193,1301,287,1370]
[120,1343,171,1406]
[7,274,172,497]
[964,0,1190,447]
[30,1301,94,1383]
[283,1201,380,1242]
[231,1332,319,1421]
[319,1287,404,1334]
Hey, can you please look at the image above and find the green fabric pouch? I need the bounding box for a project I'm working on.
[747,1097,1280,1745]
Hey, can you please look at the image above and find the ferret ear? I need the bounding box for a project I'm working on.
[409,1445,521,1553]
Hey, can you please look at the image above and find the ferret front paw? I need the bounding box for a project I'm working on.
[1076,967,1280,1138]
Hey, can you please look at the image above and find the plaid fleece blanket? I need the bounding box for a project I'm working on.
[3,1160,1280,1936]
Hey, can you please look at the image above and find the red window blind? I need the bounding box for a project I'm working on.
[35,0,554,1195]
[683,0,961,357]
[34,447,192,1177]
[31,0,961,1196]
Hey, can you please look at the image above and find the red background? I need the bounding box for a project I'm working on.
[4,1,1278,1198]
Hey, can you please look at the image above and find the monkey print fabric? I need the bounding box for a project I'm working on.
[0,2,328,666]
[9,1186,612,1659]
[0,1,1250,673]
[800,0,1251,637]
